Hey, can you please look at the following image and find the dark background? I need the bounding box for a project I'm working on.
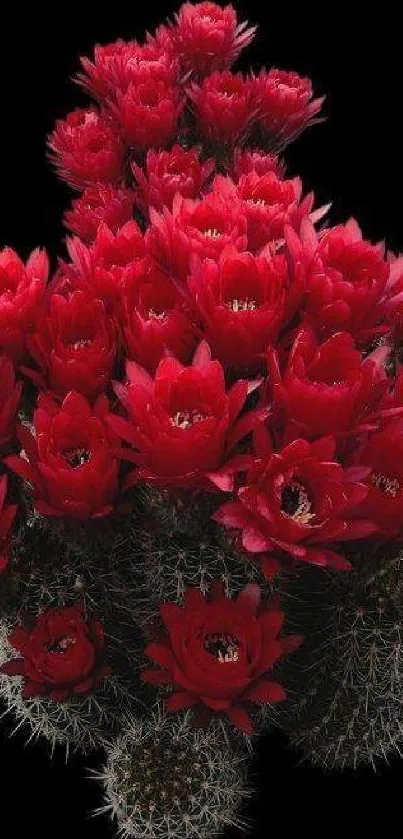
[0,3,401,836]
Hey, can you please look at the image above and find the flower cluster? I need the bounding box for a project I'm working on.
[0,1,402,733]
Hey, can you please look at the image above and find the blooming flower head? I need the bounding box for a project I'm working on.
[141,581,301,734]
[188,248,286,374]
[65,220,146,312]
[64,184,136,243]
[48,108,124,190]
[0,603,109,700]
[172,2,256,76]
[0,354,22,447]
[26,290,117,400]
[77,39,179,103]
[111,80,183,149]
[147,190,247,281]
[0,475,17,573]
[347,418,403,539]
[109,341,268,490]
[187,70,256,146]
[0,246,48,363]
[132,145,215,215]
[250,68,324,150]
[290,218,390,343]
[120,257,198,373]
[214,434,377,575]
[231,147,286,179]
[233,170,312,252]
[5,392,121,519]
[267,328,391,444]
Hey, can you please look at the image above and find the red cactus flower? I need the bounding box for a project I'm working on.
[0,355,22,447]
[214,435,377,572]
[382,252,403,358]
[77,40,179,103]
[5,392,121,519]
[250,68,325,150]
[110,80,183,149]
[347,418,403,538]
[48,108,124,190]
[64,184,135,243]
[231,170,313,252]
[121,257,198,373]
[231,147,286,179]
[288,218,390,343]
[141,582,300,735]
[132,145,215,215]
[109,341,268,490]
[147,191,247,281]
[172,2,256,76]
[0,475,17,573]
[0,246,48,364]
[187,248,286,374]
[0,603,109,700]
[187,71,256,145]
[267,328,392,443]
[25,290,117,400]
[65,221,146,312]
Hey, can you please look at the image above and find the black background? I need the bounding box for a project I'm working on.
[1,2,402,836]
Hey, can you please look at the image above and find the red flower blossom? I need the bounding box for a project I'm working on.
[77,40,179,103]
[65,221,146,312]
[110,80,183,149]
[0,603,109,700]
[187,248,286,374]
[0,475,17,574]
[267,328,392,443]
[132,145,215,215]
[0,247,48,364]
[5,392,121,519]
[220,170,315,252]
[382,252,403,357]
[288,218,390,343]
[214,435,377,572]
[141,582,300,735]
[187,71,256,145]
[25,290,117,400]
[0,355,22,447]
[48,108,124,190]
[172,2,256,76]
[250,68,325,150]
[109,341,268,490]
[64,184,135,243]
[347,418,403,538]
[231,146,286,179]
[147,191,247,281]
[121,258,198,373]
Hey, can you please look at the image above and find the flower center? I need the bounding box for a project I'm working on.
[246,198,267,206]
[47,635,76,654]
[147,307,166,320]
[202,227,221,238]
[371,472,401,497]
[63,447,91,468]
[204,632,240,663]
[171,409,206,429]
[226,297,257,312]
[281,482,315,524]
[68,338,92,350]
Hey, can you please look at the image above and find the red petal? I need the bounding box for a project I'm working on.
[166,692,196,712]
[144,642,175,669]
[244,679,286,703]
[226,705,254,734]
[236,583,261,614]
